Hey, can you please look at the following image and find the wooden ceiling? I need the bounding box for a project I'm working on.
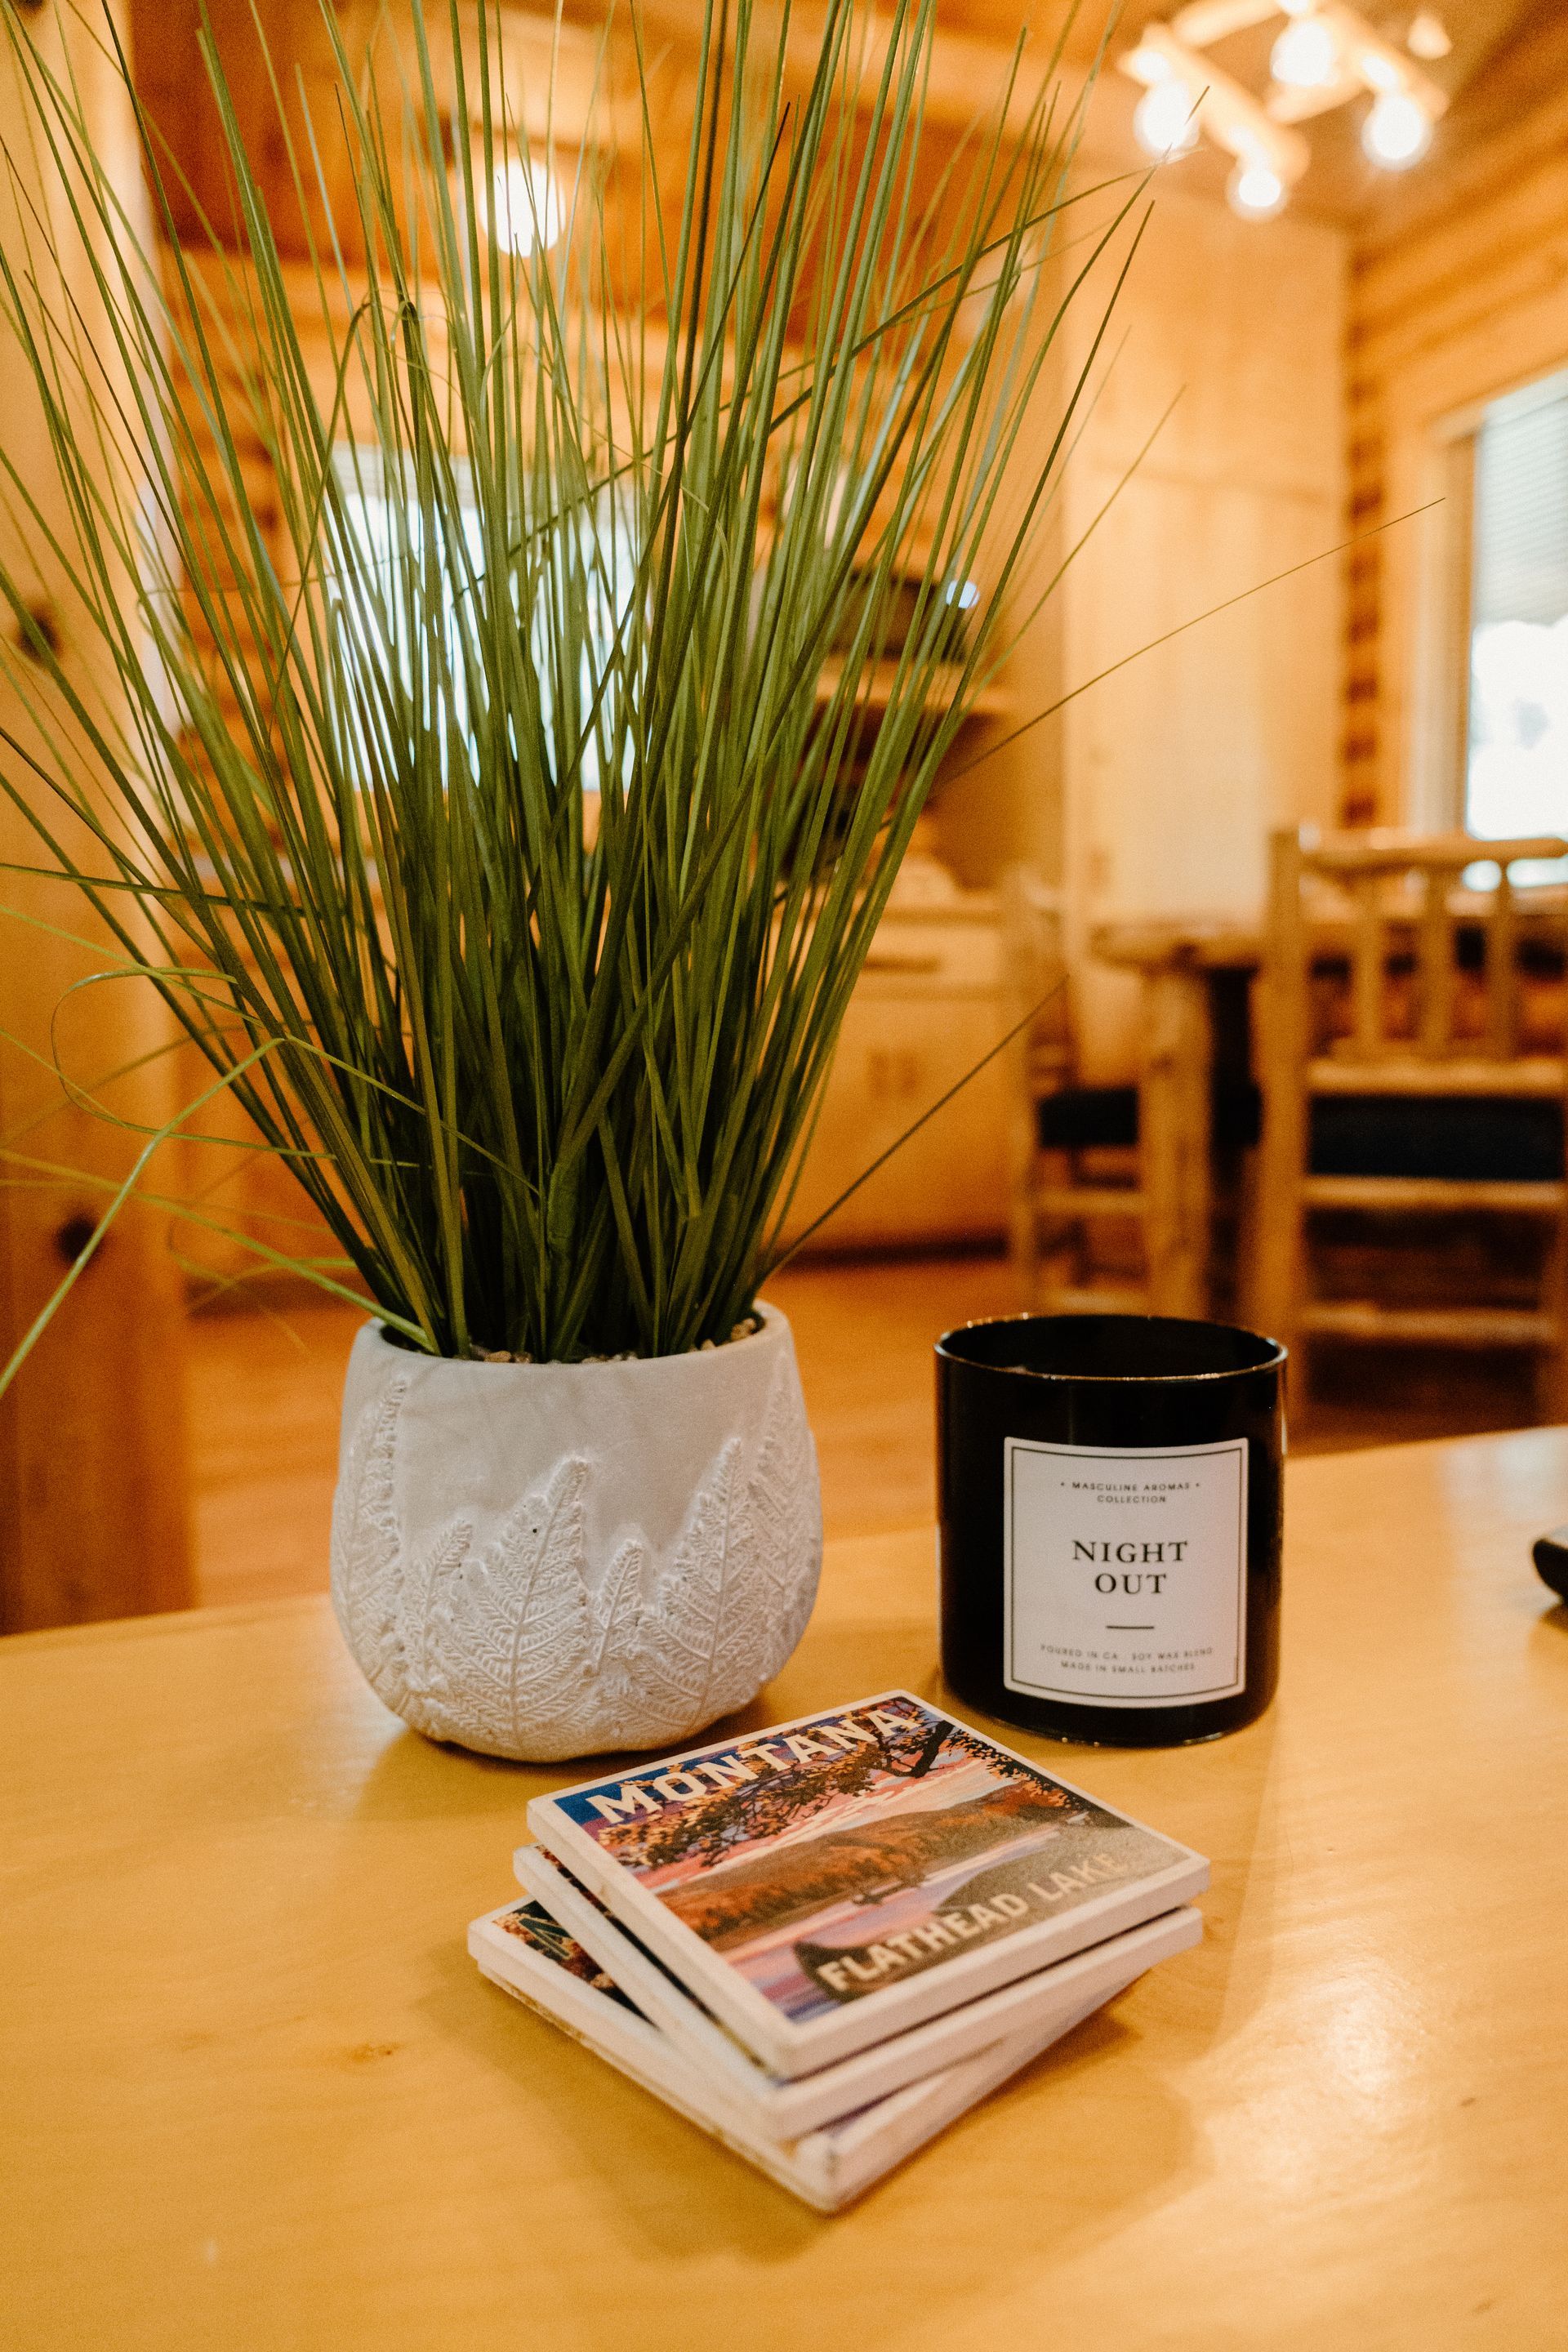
[126,0,1561,257]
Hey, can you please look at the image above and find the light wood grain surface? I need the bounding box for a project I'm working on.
[4,1430,1568,2350]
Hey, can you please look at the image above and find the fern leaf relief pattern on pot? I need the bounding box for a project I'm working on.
[329,1303,822,1760]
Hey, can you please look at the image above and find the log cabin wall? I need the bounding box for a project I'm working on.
[1343,4,1568,829]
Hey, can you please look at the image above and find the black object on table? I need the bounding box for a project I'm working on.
[1532,1528,1568,1602]
[936,1312,1285,1748]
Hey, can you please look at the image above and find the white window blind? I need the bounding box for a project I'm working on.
[1465,367,1568,854]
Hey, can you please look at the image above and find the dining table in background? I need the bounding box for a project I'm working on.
[3,1428,1566,2350]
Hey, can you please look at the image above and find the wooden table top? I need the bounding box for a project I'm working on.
[1093,913,1266,971]
[5,1431,1568,2351]
[1094,887,1568,974]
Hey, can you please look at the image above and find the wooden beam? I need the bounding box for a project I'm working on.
[1303,1302,1557,1345]
[568,0,1081,140]
[0,3,192,1632]
[1303,1175,1565,1212]
[1307,1057,1566,1095]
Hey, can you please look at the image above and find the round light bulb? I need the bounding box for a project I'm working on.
[1270,14,1339,90]
[1361,91,1432,169]
[1124,44,1169,85]
[487,157,564,256]
[1134,82,1200,162]
[1406,11,1451,62]
[1227,159,1288,221]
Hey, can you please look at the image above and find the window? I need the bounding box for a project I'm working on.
[1463,368,1568,856]
[328,445,637,798]
[327,444,488,791]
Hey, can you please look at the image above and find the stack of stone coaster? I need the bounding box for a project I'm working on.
[471,1690,1207,2211]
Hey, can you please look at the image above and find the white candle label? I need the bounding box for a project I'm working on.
[1003,1436,1248,1708]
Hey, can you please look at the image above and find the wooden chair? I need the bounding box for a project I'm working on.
[1252,826,1568,1414]
[1002,868,1150,1315]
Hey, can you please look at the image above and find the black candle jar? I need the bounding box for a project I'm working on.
[936,1314,1285,1748]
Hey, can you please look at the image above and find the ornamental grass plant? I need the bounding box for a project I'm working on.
[0,0,1135,1369]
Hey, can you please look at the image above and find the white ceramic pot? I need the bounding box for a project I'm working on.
[329,1303,822,1761]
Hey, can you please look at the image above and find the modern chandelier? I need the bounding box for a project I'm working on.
[1120,2,1450,222]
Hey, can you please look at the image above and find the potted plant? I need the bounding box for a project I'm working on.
[0,0,1127,1754]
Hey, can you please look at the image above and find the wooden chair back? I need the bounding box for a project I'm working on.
[1000,866,1071,1093]
[1267,827,1568,1076]
[1254,826,1568,1405]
